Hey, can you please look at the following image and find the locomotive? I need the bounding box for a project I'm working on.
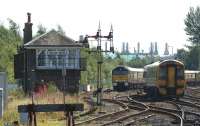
[112,66,145,91]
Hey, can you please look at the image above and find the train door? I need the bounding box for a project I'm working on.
[168,66,175,87]
[167,65,176,95]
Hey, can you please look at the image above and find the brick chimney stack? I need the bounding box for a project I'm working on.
[23,12,33,44]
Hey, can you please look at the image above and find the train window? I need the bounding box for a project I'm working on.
[112,67,128,75]
[112,70,128,75]
[176,68,184,79]
[159,67,167,79]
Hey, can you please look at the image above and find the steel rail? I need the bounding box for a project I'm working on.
[183,95,200,102]
[175,99,200,109]
[167,101,185,120]
[148,105,200,117]
[124,114,154,126]
[100,109,149,126]
[99,96,150,126]
[128,97,183,126]
[149,108,183,126]
[75,98,128,125]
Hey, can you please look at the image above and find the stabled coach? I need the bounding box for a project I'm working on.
[185,70,200,86]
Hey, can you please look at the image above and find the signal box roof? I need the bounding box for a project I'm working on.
[24,30,82,48]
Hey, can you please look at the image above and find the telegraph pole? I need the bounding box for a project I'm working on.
[82,22,114,105]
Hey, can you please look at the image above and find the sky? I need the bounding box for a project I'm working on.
[0,0,200,55]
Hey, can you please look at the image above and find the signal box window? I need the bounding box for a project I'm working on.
[36,48,79,69]
[38,50,46,66]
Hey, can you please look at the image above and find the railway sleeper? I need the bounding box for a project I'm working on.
[149,108,183,125]
[100,109,150,126]
[124,114,155,126]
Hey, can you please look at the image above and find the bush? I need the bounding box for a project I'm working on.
[47,82,58,93]
[8,88,25,99]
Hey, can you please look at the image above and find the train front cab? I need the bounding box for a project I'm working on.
[157,61,185,98]
[112,66,129,91]
[113,82,129,91]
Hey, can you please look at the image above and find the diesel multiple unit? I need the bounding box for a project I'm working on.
[144,60,185,98]
[112,60,186,98]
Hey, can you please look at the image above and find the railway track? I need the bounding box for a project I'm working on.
[166,101,185,120]
[74,95,97,120]
[148,103,200,118]
[124,114,154,126]
[82,99,182,126]
[186,87,200,97]
[75,93,151,126]
[100,110,153,126]
[99,97,150,126]
[174,99,200,109]
[183,94,200,104]
[129,96,183,126]
[75,98,129,126]
[75,92,200,126]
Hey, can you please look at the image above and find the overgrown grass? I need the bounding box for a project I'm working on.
[2,85,89,126]
[8,88,25,99]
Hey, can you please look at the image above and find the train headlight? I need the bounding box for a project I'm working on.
[125,82,128,86]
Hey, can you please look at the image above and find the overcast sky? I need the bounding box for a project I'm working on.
[0,0,200,54]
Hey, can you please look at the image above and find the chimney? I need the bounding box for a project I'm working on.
[137,42,140,54]
[164,43,169,55]
[149,42,154,55]
[154,42,158,55]
[126,42,128,53]
[134,47,136,53]
[23,13,33,44]
[122,42,125,53]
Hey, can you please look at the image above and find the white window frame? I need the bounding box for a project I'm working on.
[36,48,80,69]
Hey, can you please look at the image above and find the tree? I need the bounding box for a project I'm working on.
[80,49,122,88]
[185,6,200,46]
[184,6,200,69]
[7,18,20,37]
[0,20,21,83]
[36,24,46,36]
[80,48,97,85]
[128,57,149,68]
[57,25,65,36]
[176,49,188,63]
[185,47,200,70]
[114,51,125,65]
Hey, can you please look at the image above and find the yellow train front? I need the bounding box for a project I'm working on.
[144,60,186,98]
[112,66,129,91]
